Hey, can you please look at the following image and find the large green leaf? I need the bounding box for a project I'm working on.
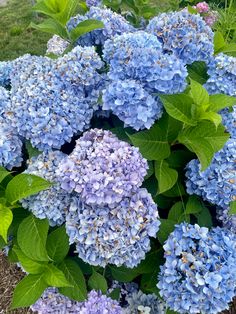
[17,215,49,262]
[110,265,139,282]
[185,195,204,215]
[88,271,108,294]
[208,94,236,112]
[155,160,178,194]
[158,113,183,142]
[214,31,226,54]
[128,124,170,160]
[168,202,184,222]
[134,250,164,274]
[70,19,104,42]
[158,219,176,244]
[160,94,197,125]
[30,19,68,39]
[190,79,209,107]
[0,204,13,242]
[43,264,72,287]
[0,167,11,184]
[194,205,213,228]
[187,61,209,84]
[178,121,229,170]
[5,173,52,204]
[11,274,47,309]
[58,258,87,301]
[46,226,69,262]
[199,111,222,127]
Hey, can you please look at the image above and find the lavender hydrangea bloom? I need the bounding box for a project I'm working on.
[21,151,73,226]
[205,54,236,96]
[7,47,103,151]
[46,35,69,56]
[0,61,12,87]
[158,223,236,314]
[217,206,236,233]
[102,80,163,130]
[30,288,83,313]
[67,6,134,47]
[103,31,188,94]
[57,129,148,205]
[185,139,236,209]
[66,188,160,267]
[147,11,214,64]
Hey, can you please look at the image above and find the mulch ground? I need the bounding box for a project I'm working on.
[0,251,236,314]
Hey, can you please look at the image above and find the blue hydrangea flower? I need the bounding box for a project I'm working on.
[220,106,236,138]
[30,288,83,313]
[0,61,12,87]
[66,188,160,267]
[217,206,236,233]
[205,54,236,96]
[21,151,73,226]
[103,31,188,94]
[102,79,163,130]
[185,139,236,209]
[57,128,148,205]
[0,86,10,115]
[86,0,102,7]
[7,47,103,151]
[67,6,134,47]
[158,223,236,314]
[147,11,214,64]
[46,35,69,56]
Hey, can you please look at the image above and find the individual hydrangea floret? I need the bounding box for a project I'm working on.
[124,290,166,314]
[102,79,163,130]
[30,288,83,313]
[66,188,160,267]
[185,139,236,209]
[205,53,236,96]
[0,118,23,170]
[103,31,188,94]
[57,129,148,205]
[21,151,73,226]
[158,223,236,314]
[79,290,122,313]
[46,35,69,56]
[217,206,236,233]
[67,6,134,46]
[7,47,103,151]
[146,11,214,64]
[0,61,12,87]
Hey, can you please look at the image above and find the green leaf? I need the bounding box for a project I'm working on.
[13,246,46,274]
[88,271,108,294]
[214,31,226,54]
[0,236,6,249]
[10,207,30,237]
[128,124,170,160]
[53,0,80,26]
[0,205,13,242]
[187,61,209,84]
[5,173,52,204]
[160,94,197,125]
[178,121,229,170]
[0,167,11,184]
[167,149,195,169]
[140,270,159,294]
[145,161,154,180]
[46,226,69,262]
[58,258,87,301]
[187,5,198,14]
[199,111,222,127]
[168,202,184,222]
[29,19,68,39]
[17,215,49,262]
[185,196,204,215]
[11,274,47,309]
[43,264,72,287]
[158,219,176,244]
[110,265,139,282]
[155,160,178,194]
[166,309,179,314]
[158,113,183,142]
[25,141,41,159]
[219,43,236,54]
[189,79,209,107]
[70,19,104,42]
[162,181,186,198]
[194,205,213,228]
[208,94,236,112]
[229,201,236,215]
[134,250,164,274]
[109,288,120,301]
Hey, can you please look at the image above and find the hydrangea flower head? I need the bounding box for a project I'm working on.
[147,11,214,64]
[217,206,236,233]
[21,151,73,226]
[102,79,163,130]
[185,139,236,209]
[46,35,69,56]
[0,86,10,115]
[67,6,134,46]
[66,188,160,267]
[103,31,188,94]
[0,61,12,87]
[86,0,102,7]
[158,223,236,313]
[220,106,236,138]
[57,128,148,205]
[195,2,209,13]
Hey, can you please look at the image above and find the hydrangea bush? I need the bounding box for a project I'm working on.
[0,0,236,314]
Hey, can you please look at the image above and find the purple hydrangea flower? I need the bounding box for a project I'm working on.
[67,6,134,47]
[158,223,236,314]
[185,139,236,209]
[146,11,214,64]
[195,2,209,13]
[56,129,148,205]
[65,188,160,267]
[46,35,69,56]
[21,151,73,226]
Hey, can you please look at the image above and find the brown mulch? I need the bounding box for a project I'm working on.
[0,251,236,314]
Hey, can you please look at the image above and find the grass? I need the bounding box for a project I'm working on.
[0,0,50,61]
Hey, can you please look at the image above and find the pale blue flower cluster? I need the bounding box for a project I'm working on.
[158,223,236,314]
[21,151,73,226]
[6,47,103,151]
[57,129,148,205]
[217,206,236,233]
[220,107,236,138]
[86,0,102,7]
[0,87,10,114]
[67,6,134,47]
[0,61,12,87]
[147,11,214,64]
[46,35,69,56]
[102,31,187,130]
